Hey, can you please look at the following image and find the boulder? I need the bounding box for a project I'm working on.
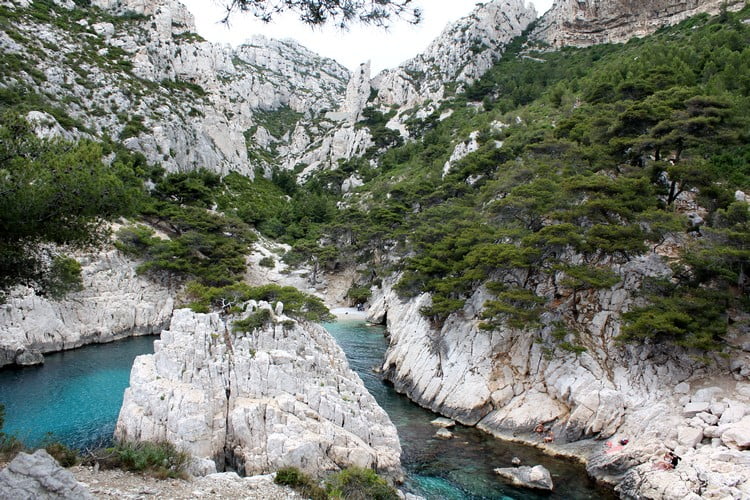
[116,307,402,477]
[0,450,93,499]
[697,412,718,426]
[709,402,726,417]
[13,348,43,366]
[677,426,703,448]
[721,416,750,450]
[435,428,454,440]
[692,387,724,403]
[494,465,554,491]
[683,401,710,417]
[674,382,690,394]
[719,402,746,425]
[430,417,456,428]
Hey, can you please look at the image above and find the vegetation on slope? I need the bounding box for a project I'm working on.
[1,1,749,356]
[0,112,142,298]
[315,6,750,354]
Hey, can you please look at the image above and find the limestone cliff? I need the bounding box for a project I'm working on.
[367,251,750,498]
[531,0,747,48]
[289,0,538,173]
[1,0,350,177]
[372,0,537,111]
[115,306,401,477]
[0,249,174,368]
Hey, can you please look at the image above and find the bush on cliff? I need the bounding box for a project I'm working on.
[0,112,142,299]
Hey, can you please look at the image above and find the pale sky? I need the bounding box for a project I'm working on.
[181,0,555,74]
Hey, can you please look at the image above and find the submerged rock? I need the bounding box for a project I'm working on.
[430,417,456,428]
[494,465,554,491]
[435,428,454,440]
[116,306,401,477]
[0,450,93,500]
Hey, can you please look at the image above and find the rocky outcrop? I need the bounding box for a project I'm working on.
[0,249,174,368]
[2,0,350,177]
[369,250,750,498]
[115,306,401,477]
[372,0,537,110]
[0,450,93,500]
[531,0,747,48]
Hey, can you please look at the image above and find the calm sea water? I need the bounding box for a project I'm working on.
[324,319,615,500]
[0,336,155,449]
[0,321,614,499]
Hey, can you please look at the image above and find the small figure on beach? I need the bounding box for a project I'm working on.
[543,431,555,443]
[534,423,546,434]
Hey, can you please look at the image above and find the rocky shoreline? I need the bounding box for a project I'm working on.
[0,449,299,500]
[365,267,750,498]
[0,249,174,368]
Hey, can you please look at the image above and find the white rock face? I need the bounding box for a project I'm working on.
[3,0,350,177]
[371,249,750,497]
[0,450,93,499]
[531,0,746,48]
[0,250,174,367]
[373,0,537,110]
[339,62,372,123]
[116,307,401,477]
[443,131,481,178]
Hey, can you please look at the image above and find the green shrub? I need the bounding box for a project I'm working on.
[92,441,189,479]
[325,467,398,500]
[0,404,24,461]
[233,308,272,333]
[43,439,78,467]
[186,282,333,321]
[41,256,84,300]
[274,466,327,500]
[345,285,371,305]
[259,256,275,268]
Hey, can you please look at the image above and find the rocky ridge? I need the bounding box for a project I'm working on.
[370,0,537,112]
[115,305,402,477]
[1,0,350,177]
[288,0,538,177]
[531,0,747,48]
[0,249,174,368]
[367,248,750,498]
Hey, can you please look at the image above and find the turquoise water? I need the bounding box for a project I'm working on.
[0,322,613,499]
[324,319,615,500]
[0,336,155,449]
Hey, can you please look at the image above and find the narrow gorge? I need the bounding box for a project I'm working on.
[1,0,750,498]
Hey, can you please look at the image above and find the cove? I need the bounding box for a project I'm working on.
[0,321,614,499]
[325,319,616,500]
[0,335,155,449]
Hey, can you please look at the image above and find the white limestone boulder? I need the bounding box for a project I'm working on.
[116,307,401,477]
